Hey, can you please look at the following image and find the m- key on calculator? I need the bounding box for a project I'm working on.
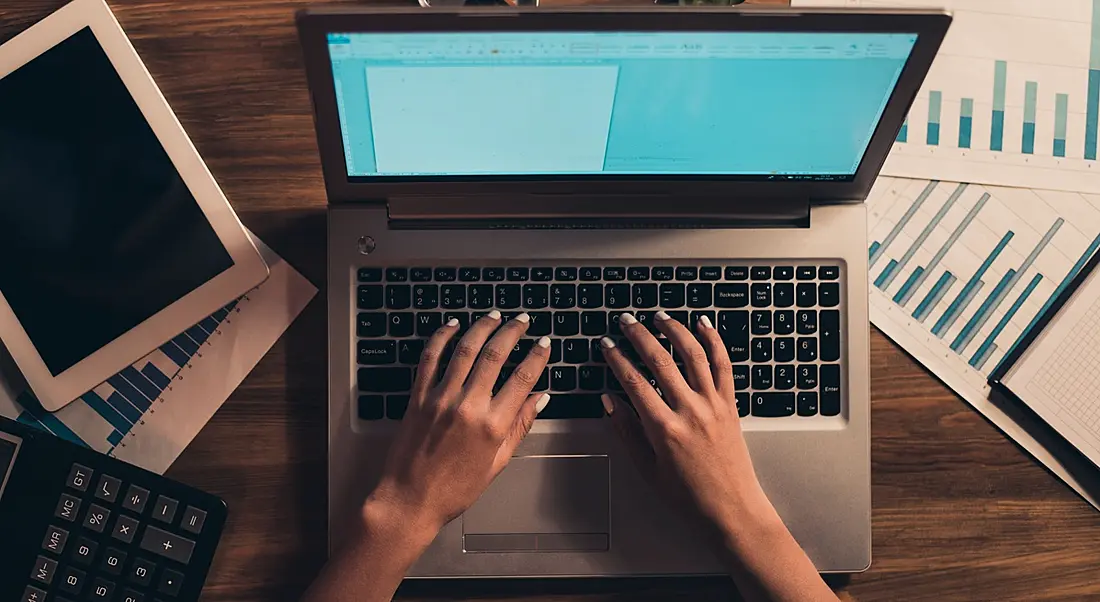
[0,416,227,602]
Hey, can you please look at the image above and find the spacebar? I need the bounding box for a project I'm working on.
[536,394,605,419]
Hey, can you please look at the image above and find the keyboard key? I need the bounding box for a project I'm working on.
[141,526,196,565]
[535,369,550,392]
[796,266,816,280]
[733,365,750,390]
[798,365,818,389]
[653,266,674,281]
[556,267,578,281]
[181,507,208,535]
[821,365,841,416]
[440,285,466,309]
[580,267,601,281]
[41,525,68,554]
[31,555,57,584]
[797,338,818,362]
[531,267,553,281]
[751,365,773,390]
[675,266,698,281]
[578,284,603,309]
[797,310,818,335]
[735,393,750,417]
[579,366,604,390]
[120,588,143,602]
[550,339,563,363]
[66,464,93,492]
[715,284,749,308]
[819,266,840,280]
[551,284,577,308]
[700,266,722,280]
[563,338,589,363]
[58,566,87,595]
[604,267,626,281]
[820,282,840,308]
[798,392,819,416]
[686,283,712,308]
[608,313,624,336]
[751,266,771,280]
[71,536,97,565]
[774,365,795,390]
[774,283,794,308]
[55,494,81,522]
[718,311,750,362]
[751,310,772,335]
[469,284,493,309]
[774,310,795,335]
[774,337,795,363]
[496,285,522,309]
[690,310,716,331]
[434,268,457,282]
[606,368,623,391]
[581,311,608,336]
[158,569,185,596]
[128,557,155,586]
[386,267,408,282]
[628,267,650,280]
[358,367,413,393]
[659,283,686,308]
[459,267,481,282]
[483,267,506,281]
[821,310,841,361]
[413,285,439,309]
[152,496,178,524]
[387,395,410,420]
[551,366,577,391]
[507,267,529,281]
[537,394,605,419]
[523,284,550,309]
[410,267,432,282]
[21,586,47,602]
[591,339,606,363]
[389,312,415,337]
[774,266,794,280]
[89,577,115,600]
[510,339,535,364]
[416,313,443,337]
[398,340,424,364]
[554,312,580,336]
[636,311,657,333]
[751,338,772,363]
[529,312,552,337]
[357,285,384,310]
[443,311,470,333]
[725,266,749,280]
[385,285,411,310]
[357,313,386,337]
[112,515,140,544]
[796,283,817,307]
[632,284,658,308]
[84,504,110,533]
[358,340,396,365]
[751,283,771,307]
[667,310,689,329]
[605,284,630,309]
[101,547,125,575]
[751,392,795,417]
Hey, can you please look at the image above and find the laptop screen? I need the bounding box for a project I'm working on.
[326,31,917,181]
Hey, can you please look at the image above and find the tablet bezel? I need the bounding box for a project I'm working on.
[0,0,269,412]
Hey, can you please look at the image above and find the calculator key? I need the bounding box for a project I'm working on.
[84,504,111,533]
[113,514,140,544]
[95,474,122,503]
[158,569,185,596]
[101,548,127,575]
[152,496,179,524]
[819,266,840,280]
[123,485,151,514]
[41,525,68,554]
[55,494,81,522]
[796,266,816,280]
[181,506,208,535]
[66,464,93,492]
[30,555,57,584]
[58,566,87,595]
[140,525,196,565]
[89,577,115,601]
[21,586,47,602]
[129,558,156,586]
[72,537,98,565]
[120,588,145,602]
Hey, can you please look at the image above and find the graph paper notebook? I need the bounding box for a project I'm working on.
[991,247,1100,472]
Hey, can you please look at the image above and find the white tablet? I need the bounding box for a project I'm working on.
[0,0,269,412]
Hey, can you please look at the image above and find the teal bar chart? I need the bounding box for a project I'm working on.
[959,98,973,149]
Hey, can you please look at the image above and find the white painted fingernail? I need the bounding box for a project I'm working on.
[601,394,615,416]
[535,393,552,414]
[655,311,671,321]
[620,313,637,325]
[514,312,531,324]
[446,318,459,327]
[536,336,551,348]
[488,310,501,320]
[699,315,713,330]
[600,337,617,349]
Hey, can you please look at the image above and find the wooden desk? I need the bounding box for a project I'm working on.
[4,0,1100,599]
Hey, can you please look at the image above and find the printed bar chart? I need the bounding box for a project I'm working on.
[897,118,908,143]
[869,180,938,267]
[927,90,942,146]
[1088,0,1100,160]
[877,182,967,292]
[991,60,1007,152]
[1023,81,1038,154]
[959,97,974,149]
[915,271,956,323]
[897,191,989,307]
[970,273,1044,369]
[1056,93,1070,157]
[932,231,1013,338]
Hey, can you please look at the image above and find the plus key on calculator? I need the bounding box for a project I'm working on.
[0,417,227,602]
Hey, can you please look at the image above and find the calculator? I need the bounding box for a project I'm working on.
[0,416,227,602]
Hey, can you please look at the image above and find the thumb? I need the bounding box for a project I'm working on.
[604,394,657,474]
[493,393,551,473]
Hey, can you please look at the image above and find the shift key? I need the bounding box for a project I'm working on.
[140,526,195,565]
[358,367,413,393]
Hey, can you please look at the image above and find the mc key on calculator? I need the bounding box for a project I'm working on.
[0,416,227,602]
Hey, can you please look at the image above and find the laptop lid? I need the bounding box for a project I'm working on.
[297,7,948,205]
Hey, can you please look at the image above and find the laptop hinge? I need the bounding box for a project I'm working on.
[387,195,810,230]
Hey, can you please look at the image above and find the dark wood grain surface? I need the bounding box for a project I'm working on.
[4,0,1100,599]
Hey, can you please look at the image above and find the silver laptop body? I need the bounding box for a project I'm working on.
[298,6,948,577]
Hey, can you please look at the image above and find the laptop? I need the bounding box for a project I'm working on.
[297,6,948,577]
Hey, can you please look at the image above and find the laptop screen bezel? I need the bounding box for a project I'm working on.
[297,7,949,204]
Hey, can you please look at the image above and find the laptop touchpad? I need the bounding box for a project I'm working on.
[462,455,610,553]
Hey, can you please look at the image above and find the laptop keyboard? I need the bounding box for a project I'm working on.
[354,263,843,421]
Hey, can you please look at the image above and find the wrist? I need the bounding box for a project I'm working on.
[711,486,790,559]
[359,488,443,551]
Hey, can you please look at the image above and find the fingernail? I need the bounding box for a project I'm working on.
[488,310,502,320]
[600,393,615,416]
[446,318,459,327]
[536,336,551,348]
[514,312,531,324]
[655,311,671,321]
[535,393,552,414]
[699,315,713,330]
[620,313,637,325]
[600,337,616,349]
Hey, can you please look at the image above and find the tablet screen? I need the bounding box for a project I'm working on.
[0,28,234,376]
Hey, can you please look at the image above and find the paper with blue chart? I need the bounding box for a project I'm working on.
[0,238,316,475]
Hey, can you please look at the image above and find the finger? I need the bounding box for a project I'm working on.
[495,335,551,417]
[466,312,531,398]
[695,315,735,395]
[601,336,675,430]
[619,313,694,407]
[411,317,462,405]
[439,310,503,393]
[654,311,715,395]
[493,392,551,474]
[604,394,657,475]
